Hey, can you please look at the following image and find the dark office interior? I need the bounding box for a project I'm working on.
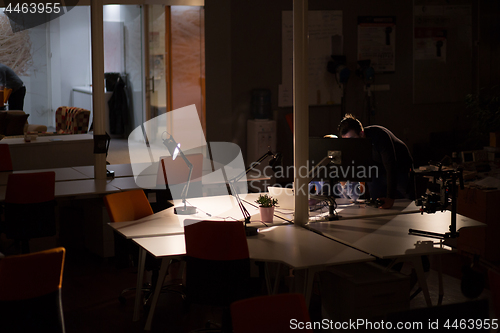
[1,0,500,332]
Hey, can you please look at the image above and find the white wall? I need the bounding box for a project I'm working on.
[20,24,50,127]
[56,7,92,110]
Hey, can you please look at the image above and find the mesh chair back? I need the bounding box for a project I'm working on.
[231,294,312,333]
[104,189,153,223]
[0,144,13,171]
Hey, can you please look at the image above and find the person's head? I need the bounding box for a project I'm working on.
[338,114,365,138]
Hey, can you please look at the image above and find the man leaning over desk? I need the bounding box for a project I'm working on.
[337,114,414,209]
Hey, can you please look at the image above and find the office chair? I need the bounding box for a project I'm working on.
[2,171,56,254]
[0,144,13,171]
[489,269,500,327]
[156,153,204,204]
[231,293,313,333]
[184,220,254,332]
[104,189,174,306]
[0,247,66,333]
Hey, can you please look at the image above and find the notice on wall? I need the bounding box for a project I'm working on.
[357,16,396,73]
[280,10,343,107]
[413,3,472,104]
[414,27,447,62]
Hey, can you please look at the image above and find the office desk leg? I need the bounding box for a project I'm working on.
[292,268,316,308]
[145,258,170,331]
[409,256,432,307]
[273,263,281,295]
[264,262,281,295]
[133,248,147,322]
[437,255,444,305]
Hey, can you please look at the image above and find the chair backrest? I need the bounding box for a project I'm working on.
[231,294,312,333]
[0,247,65,300]
[5,171,55,204]
[55,106,91,134]
[184,220,249,260]
[4,172,57,249]
[158,153,204,186]
[184,220,250,306]
[104,189,153,223]
[0,247,66,333]
[0,143,13,171]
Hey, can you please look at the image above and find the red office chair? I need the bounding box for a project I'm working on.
[184,220,254,332]
[2,172,56,253]
[285,113,293,134]
[0,144,13,172]
[231,293,313,333]
[0,247,66,333]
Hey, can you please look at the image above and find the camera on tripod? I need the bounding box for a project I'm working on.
[410,163,464,239]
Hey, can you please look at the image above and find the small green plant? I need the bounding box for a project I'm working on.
[255,194,278,208]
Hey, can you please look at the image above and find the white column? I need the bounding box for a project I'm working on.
[91,0,107,180]
[293,0,309,227]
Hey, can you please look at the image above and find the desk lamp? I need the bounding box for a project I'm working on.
[227,149,281,236]
[162,133,197,215]
[307,155,337,220]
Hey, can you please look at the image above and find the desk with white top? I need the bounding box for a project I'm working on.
[307,200,486,306]
[107,193,297,326]
[2,133,94,170]
[109,193,291,240]
[0,167,91,185]
[133,224,374,330]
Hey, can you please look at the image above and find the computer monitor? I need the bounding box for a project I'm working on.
[308,137,374,182]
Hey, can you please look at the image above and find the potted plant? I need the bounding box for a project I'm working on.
[255,194,278,223]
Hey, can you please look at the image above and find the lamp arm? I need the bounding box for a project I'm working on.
[177,149,193,204]
[231,150,274,183]
[307,156,333,183]
[228,181,251,225]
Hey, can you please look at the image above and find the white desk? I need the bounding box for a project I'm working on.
[3,133,94,170]
[0,178,122,201]
[308,201,485,259]
[134,225,374,330]
[108,193,291,240]
[107,193,293,325]
[0,167,91,185]
[307,200,486,306]
[72,164,136,179]
[53,179,121,198]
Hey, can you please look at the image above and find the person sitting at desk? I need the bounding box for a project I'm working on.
[337,114,414,209]
[0,63,26,111]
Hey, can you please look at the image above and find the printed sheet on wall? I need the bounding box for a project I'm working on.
[413,3,472,104]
